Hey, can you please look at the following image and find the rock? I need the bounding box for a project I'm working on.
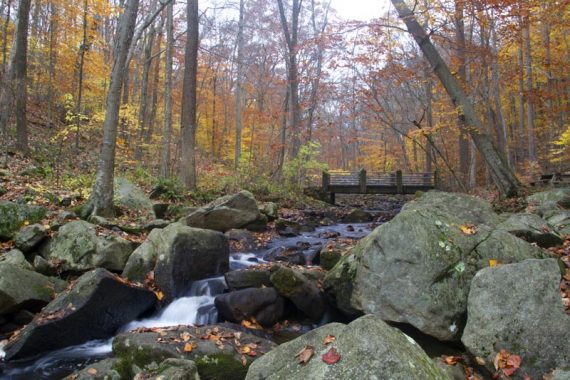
[551,369,570,380]
[527,189,570,213]
[0,263,65,315]
[0,201,47,240]
[225,229,255,251]
[263,246,306,265]
[114,177,154,212]
[225,269,271,290]
[40,220,135,272]
[0,249,33,270]
[112,324,276,380]
[270,266,325,322]
[405,190,501,226]
[152,203,169,219]
[140,358,199,380]
[143,219,170,232]
[245,314,451,380]
[57,211,77,224]
[342,209,373,223]
[184,191,262,232]
[66,359,120,380]
[215,287,286,327]
[275,219,301,237]
[498,213,563,248]
[323,191,547,341]
[245,214,269,232]
[3,268,157,361]
[14,223,48,253]
[462,259,570,379]
[88,215,116,228]
[12,309,35,325]
[317,242,352,270]
[33,255,57,276]
[547,211,570,235]
[123,223,229,301]
[259,202,278,221]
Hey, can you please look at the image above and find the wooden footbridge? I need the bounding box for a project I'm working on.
[310,170,438,203]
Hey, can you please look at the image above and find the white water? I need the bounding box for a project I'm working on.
[0,253,261,379]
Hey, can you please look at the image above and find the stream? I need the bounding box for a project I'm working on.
[0,219,375,380]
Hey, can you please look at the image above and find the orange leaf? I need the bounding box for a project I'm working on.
[87,368,97,375]
[489,259,499,267]
[322,347,341,364]
[323,334,336,345]
[155,291,164,301]
[183,343,194,352]
[295,345,315,364]
[442,355,461,365]
[460,224,477,235]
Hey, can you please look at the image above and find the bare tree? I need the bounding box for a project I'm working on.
[234,0,245,169]
[90,0,140,217]
[179,0,199,190]
[160,0,174,177]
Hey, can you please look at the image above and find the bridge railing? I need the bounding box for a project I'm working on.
[322,169,438,194]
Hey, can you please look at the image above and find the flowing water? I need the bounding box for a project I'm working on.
[0,222,374,380]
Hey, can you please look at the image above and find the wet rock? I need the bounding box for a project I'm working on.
[225,269,271,290]
[275,219,301,237]
[225,229,256,251]
[245,214,269,232]
[184,191,263,232]
[498,213,563,248]
[152,203,169,219]
[246,315,451,380]
[40,220,135,272]
[112,324,276,380]
[462,259,570,379]
[0,249,33,271]
[342,209,373,223]
[316,241,352,271]
[0,263,65,315]
[14,224,48,253]
[263,246,306,265]
[323,191,547,341]
[33,255,57,276]
[65,359,120,380]
[270,266,325,322]
[0,201,47,240]
[215,287,286,327]
[3,268,157,361]
[123,223,229,301]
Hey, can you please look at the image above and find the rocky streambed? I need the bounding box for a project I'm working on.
[1,187,569,380]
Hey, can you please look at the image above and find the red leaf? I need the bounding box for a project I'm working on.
[322,347,341,364]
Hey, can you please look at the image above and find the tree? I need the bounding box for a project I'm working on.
[160,0,174,177]
[179,0,199,190]
[390,0,520,196]
[90,0,140,217]
[234,0,245,169]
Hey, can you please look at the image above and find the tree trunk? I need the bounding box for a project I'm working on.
[391,0,520,197]
[160,0,174,177]
[234,0,245,169]
[91,0,140,217]
[75,0,89,150]
[12,0,31,154]
[454,0,469,183]
[522,24,537,162]
[179,0,199,190]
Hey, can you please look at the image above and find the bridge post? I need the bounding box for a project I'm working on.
[433,170,439,189]
[322,171,330,192]
[396,170,403,194]
[359,169,367,193]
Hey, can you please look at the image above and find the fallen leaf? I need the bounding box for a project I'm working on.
[295,345,315,364]
[475,356,486,366]
[183,343,194,352]
[87,368,97,375]
[442,355,461,365]
[323,334,336,345]
[322,347,341,364]
[155,291,164,301]
[489,259,499,267]
[460,224,477,235]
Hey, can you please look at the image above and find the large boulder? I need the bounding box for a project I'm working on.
[0,201,47,240]
[215,287,286,327]
[462,259,570,379]
[0,249,33,271]
[14,223,48,253]
[225,269,272,290]
[114,177,154,212]
[3,268,157,361]
[324,191,547,341]
[527,189,570,214]
[112,324,276,380]
[547,211,570,235]
[270,266,325,322]
[123,223,229,301]
[184,191,262,232]
[40,220,135,272]
[498,213,563,247]
[0,263,65,315]
[245,314,451,380]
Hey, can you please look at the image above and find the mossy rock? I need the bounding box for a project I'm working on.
[0,201,47,240]
[196,353,248,380]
